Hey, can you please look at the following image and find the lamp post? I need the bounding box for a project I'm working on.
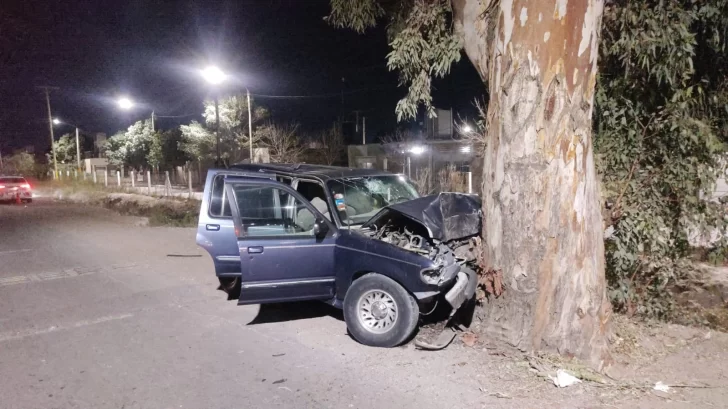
[201,66,227,166]
[53,118,82,171]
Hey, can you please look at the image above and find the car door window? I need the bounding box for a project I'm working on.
[295,180,331,221]
[210,174,232,217]
[231,185,316,237]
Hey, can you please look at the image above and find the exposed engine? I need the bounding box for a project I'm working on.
[364,217,480,285]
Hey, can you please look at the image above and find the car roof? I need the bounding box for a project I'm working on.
[228,163,396,181]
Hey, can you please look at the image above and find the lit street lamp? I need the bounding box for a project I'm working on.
[201,65,255,165]
[462,124,473,133]
[52,118,82,171]
[118,97,134,110]
[116,97,155,131]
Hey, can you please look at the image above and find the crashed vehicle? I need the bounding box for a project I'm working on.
[196,164,480,348]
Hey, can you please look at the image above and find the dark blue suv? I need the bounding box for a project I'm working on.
[196,164,479,347]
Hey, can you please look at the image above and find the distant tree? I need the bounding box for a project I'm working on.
[102,119,154,170]
[102,131,128,167]
[257,123,306,164]
[3,151,36,176]
[160,128,189,170]
[202,94,269,165]
[51,133,76,165]
[317,122,346,165]
[180,121,215,166]
[147,131,163,171]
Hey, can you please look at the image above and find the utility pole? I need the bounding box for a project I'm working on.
[247,89,254,163]
[362,117,366,145]
[151,111,155,132]
[75,127,81,171]
[38,86,59,178]
[352,110,363,133]
[0,148,3,171]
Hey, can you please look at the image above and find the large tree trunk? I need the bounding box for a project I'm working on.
[454,0,612,369]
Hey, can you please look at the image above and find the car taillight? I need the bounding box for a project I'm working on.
[0,185,5,189]
[21,184,31,189]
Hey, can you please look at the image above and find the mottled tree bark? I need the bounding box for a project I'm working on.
[454,0,611,369]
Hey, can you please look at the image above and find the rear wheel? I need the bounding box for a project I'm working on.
[344,273,419,347]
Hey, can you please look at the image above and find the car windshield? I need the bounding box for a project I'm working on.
[0,177,26,184]
[327,175,419,225]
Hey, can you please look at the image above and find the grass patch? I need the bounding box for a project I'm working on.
[40,180,201,227]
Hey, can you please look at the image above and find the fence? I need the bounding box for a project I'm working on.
[51,167,203,200]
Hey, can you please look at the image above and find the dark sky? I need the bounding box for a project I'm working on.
[0,0,483,154]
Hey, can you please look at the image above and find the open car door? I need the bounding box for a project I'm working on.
[223,176,337,304]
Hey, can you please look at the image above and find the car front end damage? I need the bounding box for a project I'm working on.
[362,192,482,323]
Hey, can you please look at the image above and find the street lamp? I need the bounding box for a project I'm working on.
[201,66,227,85]
[462,124,473,133]
[116,97,155,131]
[52,118,82,171]
[118,97,134,110]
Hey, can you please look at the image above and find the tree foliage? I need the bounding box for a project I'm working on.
[202,95,269,165]
[51,133,77,165]
[595,0,728,317]
[316,122,346,165]
[2,151,37,176]
[180,120,215,164]
[328,0,461,120]
[256,123,306,164]
[102,119,154,170]
[148,128,188,170]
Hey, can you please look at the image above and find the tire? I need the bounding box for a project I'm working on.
[344,273,419,348]
[218,277,240,300]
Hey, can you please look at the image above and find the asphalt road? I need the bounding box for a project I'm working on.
[0,199,492,409]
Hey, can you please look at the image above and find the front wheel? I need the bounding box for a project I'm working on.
[343,273,419,347]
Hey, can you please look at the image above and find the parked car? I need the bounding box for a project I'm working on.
[196,164,480,347]
[0,176,33,203]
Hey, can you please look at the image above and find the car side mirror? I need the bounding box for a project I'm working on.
[313,219,329,238]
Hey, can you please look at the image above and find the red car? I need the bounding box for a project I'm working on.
[0,176,33,203]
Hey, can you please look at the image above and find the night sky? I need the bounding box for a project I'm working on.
[1,0,483,154]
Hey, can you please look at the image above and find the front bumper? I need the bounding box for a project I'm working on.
[444,267,478,311]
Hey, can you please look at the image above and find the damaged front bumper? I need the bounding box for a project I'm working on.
[415,265,478,312]
[444,267,478,311]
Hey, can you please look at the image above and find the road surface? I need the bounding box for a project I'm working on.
[0,199,493,409]
[5,200,726,409]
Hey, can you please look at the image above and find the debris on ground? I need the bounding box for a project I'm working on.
[461,332,478,347]
[414,326,457,351]
[550,369,582,388]
[653,381,671,392]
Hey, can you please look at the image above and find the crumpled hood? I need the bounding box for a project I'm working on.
[362,192,482,242]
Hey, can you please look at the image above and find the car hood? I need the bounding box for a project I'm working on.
[362,192,482,242]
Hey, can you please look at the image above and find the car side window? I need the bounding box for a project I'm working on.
[231,185,316,238]
[209,174,232,217]
[295,180,331,221]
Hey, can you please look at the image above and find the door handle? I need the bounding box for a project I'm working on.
[206,224,220,231]
[247,246,264,254]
